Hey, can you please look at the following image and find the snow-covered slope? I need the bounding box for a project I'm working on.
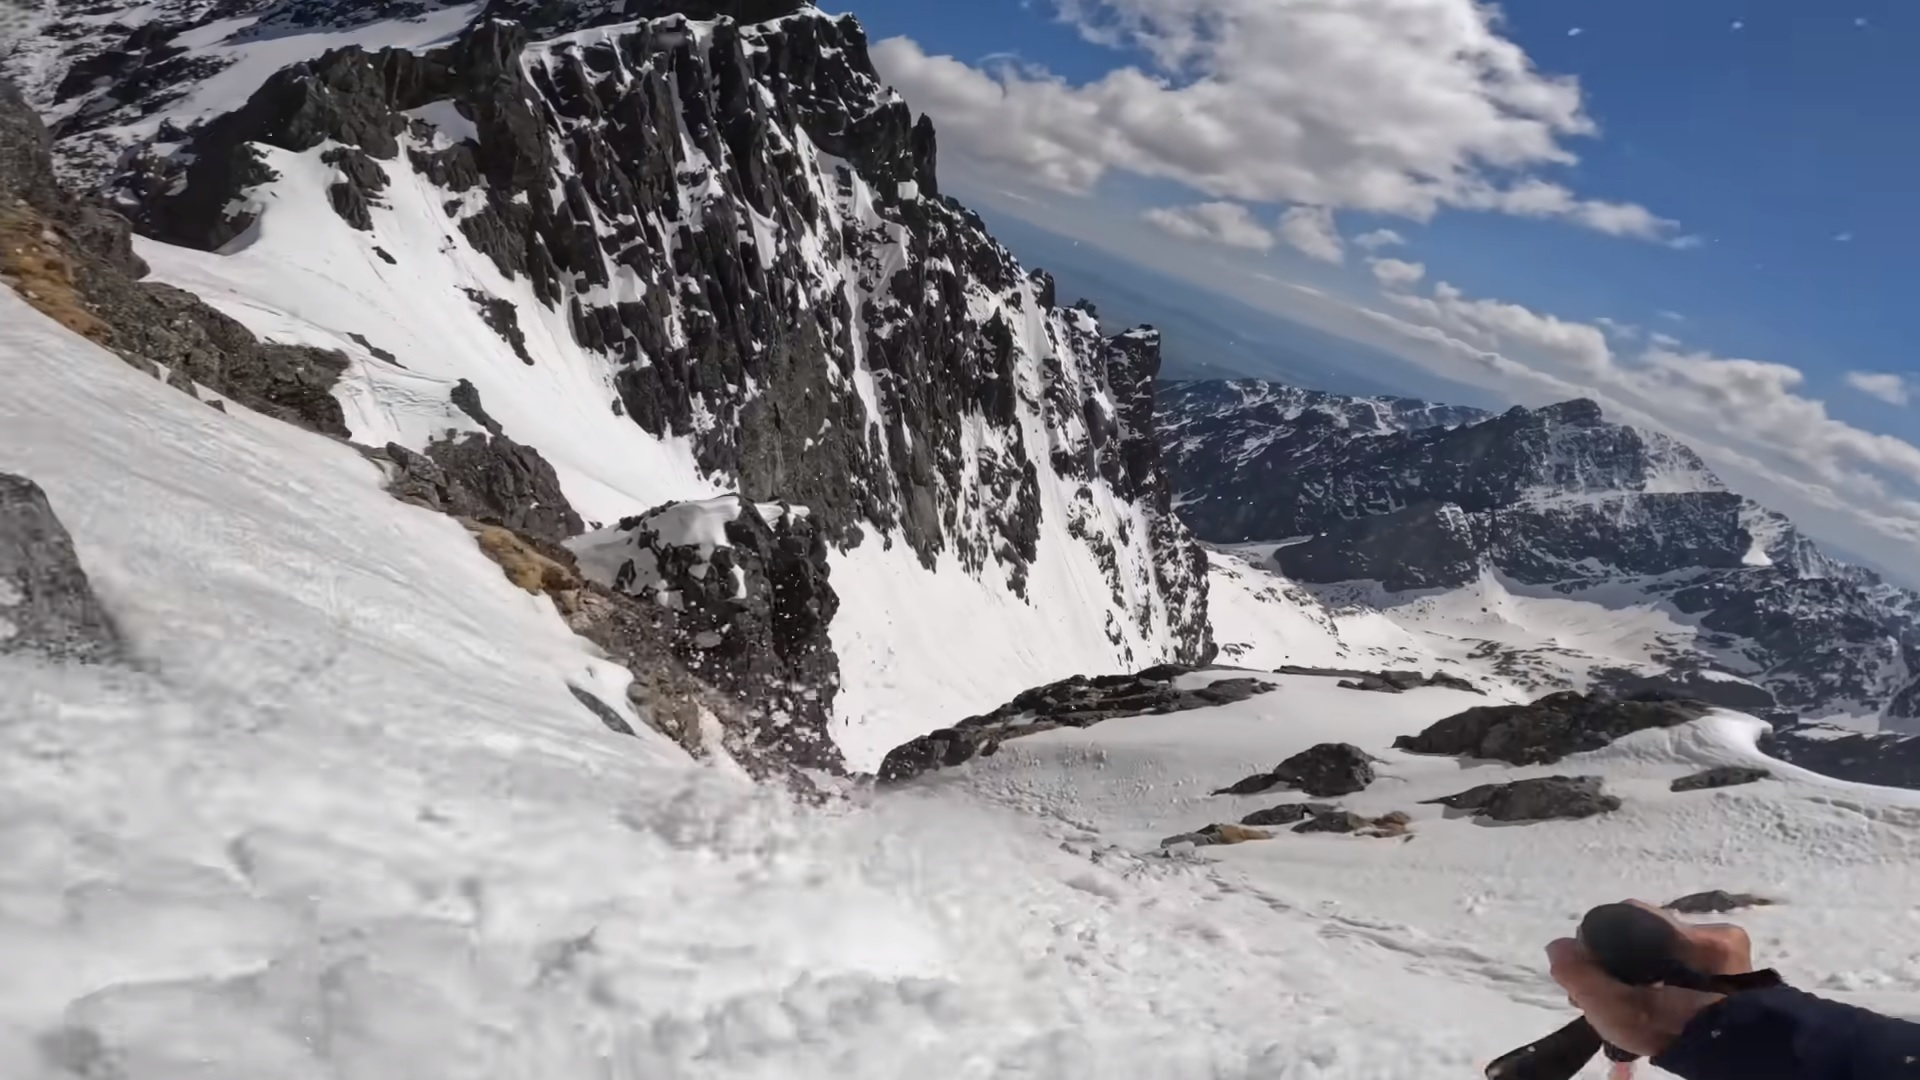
[1208,547,1796,717]
[4,0,1212,764]
[958,669,1920,1024]
[1165,380,1920,730]
[11,288,1920,1078]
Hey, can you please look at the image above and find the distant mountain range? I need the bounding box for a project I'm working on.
[1160,379,1920,728]
[957,202,1497,403]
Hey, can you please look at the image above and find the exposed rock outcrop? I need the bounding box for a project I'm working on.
[1278,502,1484,593]
[373,433,586,546]
[571,495,843,773]
[877,668,1277,783]
[448,501,836,787]
[0,474,122,663]
[1670,765,1770,793]
[1592,669,1786,722]
[1394,691,1708,765]
[1422,775,1620,822]
[1757,724,1920,791]
[1270,666,1480,694]
[0,80,351,435]
[1213,742,1376,797]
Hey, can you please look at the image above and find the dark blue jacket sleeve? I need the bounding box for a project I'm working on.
[1653,986,1920,1080]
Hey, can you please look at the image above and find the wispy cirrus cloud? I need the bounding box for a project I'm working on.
[1142,202,1275,250]
[1846,372,1912,406]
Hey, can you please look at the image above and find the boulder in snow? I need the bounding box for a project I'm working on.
[1271,742,1377,796]
[1291,810,1373,834]
[1368,810,1414,837]
[1159,822,1274,849]
[1394,690,1708,765]
[0,474,120,662]
[1670,765,1770,793]
[1292,809,1411,838]
[1664,890,1773,914]
[1239,802,1337,827]
[1214,742,1375,798]
[879,666,1276,783]
[1423,775,1620,822]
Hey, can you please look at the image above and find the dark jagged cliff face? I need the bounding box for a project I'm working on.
[4,0,1213,757]
[1162,379,1920,726]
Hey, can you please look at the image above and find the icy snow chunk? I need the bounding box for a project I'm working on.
[0,578,19,606]
[895,179,919,201]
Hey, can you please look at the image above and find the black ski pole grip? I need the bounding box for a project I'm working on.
[1579,903,1688,987]
[1487,901,1784,1080]
[1580,902,1690,1066]
[1484,904,1689,1080]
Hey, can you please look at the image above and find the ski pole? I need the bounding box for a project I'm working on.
[1484,903,1782,1080]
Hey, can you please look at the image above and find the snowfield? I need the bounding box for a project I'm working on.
[6,291,1920,1077]
[1208,547,1753,704]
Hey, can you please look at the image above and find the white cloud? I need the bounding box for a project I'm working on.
[1368,257,1426,288]
[1447,177,1672,238]
[1847,372,1911,406]
[1362,280,1920,557]
[1595,316,1640,341]
[1668,234,1706,250]
[1657,309,1686,323]
[1649,331,1682,348]
[1142,201,1276,250]
[1278,205,1344,263]
[1354,229,1406,251]
[1834,231,1854,242]
[872,0,1678,241]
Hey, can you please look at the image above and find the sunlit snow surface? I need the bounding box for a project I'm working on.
[5,292,1920,1078]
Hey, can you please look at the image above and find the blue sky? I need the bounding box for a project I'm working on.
[832,0,1920,576]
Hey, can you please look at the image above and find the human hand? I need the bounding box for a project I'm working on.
[1547,900,1754,1059]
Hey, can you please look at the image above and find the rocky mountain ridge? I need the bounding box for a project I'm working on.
[1161,379,1920,728]
[2,0,1213,772]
